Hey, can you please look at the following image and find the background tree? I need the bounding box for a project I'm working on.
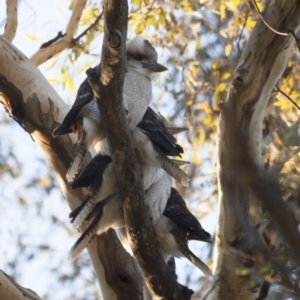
[1,0,300,299]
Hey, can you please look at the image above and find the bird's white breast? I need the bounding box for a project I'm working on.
[123,69,152,130]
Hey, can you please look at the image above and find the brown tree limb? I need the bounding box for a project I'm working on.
[87,0,193,298]
[208,1,300,299]
[30,0,87,66]
[3,0,18,42]
[0,36,144,299]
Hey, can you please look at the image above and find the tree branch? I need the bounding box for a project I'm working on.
[69,12,103,48]
[0,270,42,300]
[30,0,87,66]
[208,1,300,299]
[87,0,192,298]
[3,0,18,42]
[0,36,144,299]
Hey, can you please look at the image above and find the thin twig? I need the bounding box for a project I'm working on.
[40,31,66,49]
[252,0,288,36]
[30,0,87,66]
[70,12,103,48]
[252,0,300,52]
[275,85,300,110]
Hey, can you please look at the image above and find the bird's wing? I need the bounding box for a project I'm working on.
[71,154,112,189]
[185,248,212,276]
[69,193,91,222]
[164,188,211,242]
[53,77,94,137]
[138,107,184,157]
[69,199,106,261]
[70,155,113,229]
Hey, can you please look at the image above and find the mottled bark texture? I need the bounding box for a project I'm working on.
[86,0,193,299]
[0,36,144,300]
[207,1,300,300]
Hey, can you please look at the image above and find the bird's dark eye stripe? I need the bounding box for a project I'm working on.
[134,54,143,61]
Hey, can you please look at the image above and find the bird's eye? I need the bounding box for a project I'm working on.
[135,54,143,61]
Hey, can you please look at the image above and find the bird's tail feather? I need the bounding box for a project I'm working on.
[72,196,96,229]
[186,249,212,276]
[69,221,98,261]
[67,142,87,184]
[167,127,188,135]
[159,154,190,187]
[70,194,91,222]
[172,160,190,166]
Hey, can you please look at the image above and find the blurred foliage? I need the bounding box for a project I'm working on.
[1,0,300,299]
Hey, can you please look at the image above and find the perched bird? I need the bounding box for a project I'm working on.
[70,155,165,229]
[138,107,186,156]
[133,107,190,187]
[69,170,172,261]
[69,116,189,228]
[53,36,167,183]
[115,188,212,276]
[93,105,190,185]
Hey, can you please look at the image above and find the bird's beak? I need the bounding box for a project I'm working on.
[141,61,168,72]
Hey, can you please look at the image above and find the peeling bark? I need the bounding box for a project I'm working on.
[0,36,144,299]
[208,1,300,300]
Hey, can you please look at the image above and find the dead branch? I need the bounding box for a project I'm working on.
[30,0,87,66]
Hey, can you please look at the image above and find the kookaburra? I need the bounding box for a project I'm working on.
[115,187,212,276]
[69,115,188,228]
[69,175,212,276]
[69,155,166,229]
[53,36,168,181]
[69,168,172,261]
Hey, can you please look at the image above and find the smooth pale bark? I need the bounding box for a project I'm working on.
[0,270,42,300]
[0,36,144,300]
[30,0,87,66]
[3,0,18,42]
[208,2,300,300]
[88,0,192,299]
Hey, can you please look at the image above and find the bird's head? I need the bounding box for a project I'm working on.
[126,35,167,76]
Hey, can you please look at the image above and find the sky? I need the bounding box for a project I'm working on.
[0,1,216,299]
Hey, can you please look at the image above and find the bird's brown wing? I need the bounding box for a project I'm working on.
[164,187,211,242]
[138,107,184,157]
[53,77,94,137]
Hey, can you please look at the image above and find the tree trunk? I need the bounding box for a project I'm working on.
[207,1,300,299]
